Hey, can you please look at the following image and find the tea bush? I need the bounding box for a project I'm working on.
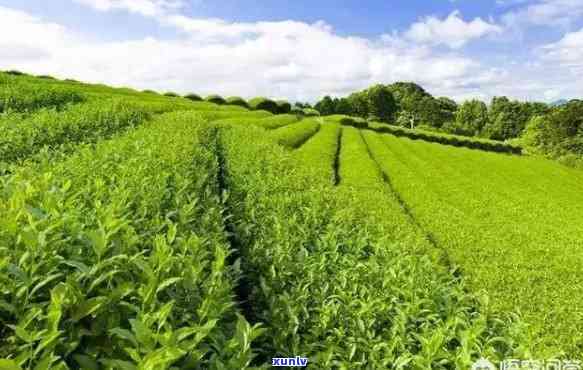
[294,122,341,184]
[276,100,292,114]
[226,96,249,108]
[302,108,320,117]
[205,95,227,105]
[218,123,528,368]
[270,119,321,148]
[368,121,521,154]
[0,83,85,113]
[0,112,264,368]
[362,129,583,356]
[249,97,279,114]
[184,93,202,101]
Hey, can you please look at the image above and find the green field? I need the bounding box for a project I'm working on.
[1,72,582,368]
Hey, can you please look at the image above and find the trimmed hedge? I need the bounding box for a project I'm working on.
[303,108,321,117]
[290,106,304,115]
[325,114,368,129]
[249,97,279,114]
[4,70,26,76]
[226,96,249,108]
[212,114,299,130]
[184,93,202,101]
[0,83,86,113]
[271,119,321,148]
[369,122,522,154]
[205,94,227,105]
[276,100,292,114]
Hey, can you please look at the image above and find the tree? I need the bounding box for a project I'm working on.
[396,111,419,129]
[523,100,583,156]
[388,82,451,127]
[483,97,550,140]
[347,92,369,119]
[365,84,397,123]
[448,100,489,136]
[314,96,336,115]
[437,97,458,125]
[335,98,353,115]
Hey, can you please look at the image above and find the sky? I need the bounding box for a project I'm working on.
[1,0,583,103]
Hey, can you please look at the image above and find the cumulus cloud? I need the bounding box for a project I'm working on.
[72,0,184,17]
[404,11,503,49]
[0,4,503,101]
[502,0,583,28]
[540,28,583,72]
[1,3,581,102]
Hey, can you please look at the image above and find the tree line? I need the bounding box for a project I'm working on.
[313,82,583,167]
[313,82,550,141]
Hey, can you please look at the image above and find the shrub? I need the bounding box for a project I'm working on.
[276,100,292,114]
[205,94,227,105]
[249,97,279,114]
[184,93,202,101]
[226,96,249,108]
[164,92,179,97]
[325,115,368,128]
[37,75,57,80]
[339,116,367,128]
[271,119,321,148]
[0,84,86,113]
[522,100,583,157]
[0,113,263,367]
[4,70,26,76]
[302,108,321,117]
[290,106,304,115]
[368,122,522,154]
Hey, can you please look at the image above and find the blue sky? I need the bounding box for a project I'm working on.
[1,0,582,102]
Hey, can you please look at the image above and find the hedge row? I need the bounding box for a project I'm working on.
[325,114,368,128]
[0,112,263,368]
[0,81,85,113]
[248,97,278,114]
[0,96,215,166]
[205,95,227,105]
[199,110,274,123]
[218,122,527,367]
[294,122,341,184]
[270,119,321,148]
[369,122,523,154]
[226,96,249,108]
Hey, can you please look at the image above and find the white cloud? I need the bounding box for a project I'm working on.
[502,0,583,28]
[1,4,581,103]
[72,0,184,17]
[0,6,75,61]
[540,28,583,72]
[404,11,503,49]
[0,5,502,101]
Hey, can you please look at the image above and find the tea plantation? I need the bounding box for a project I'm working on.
[0,72,582,369]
